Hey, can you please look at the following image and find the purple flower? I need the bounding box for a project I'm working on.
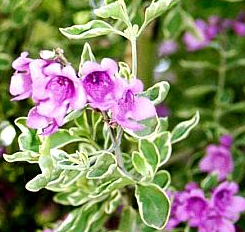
[219,134,233,149]
[175,189,210,227]
[81,58,118,111]
[111,79,156,131]
[27,59,86,135]
[183,18,220,51]
[158,40,178,56]
[233,21,245,37]
[165,191,185,230]
[199,145,234,181]
[211,182,245,221]
[183,20,212,51]
[27,107,59,135]
[9,52,33,100]
[198,210,235,232]
[185,182,199,192]
[156,103,170,118]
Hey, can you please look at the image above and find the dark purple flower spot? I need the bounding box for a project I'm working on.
[83,71,114,102]
[117,90,135,119]
[46,76,73,102]
[186,197,208,217]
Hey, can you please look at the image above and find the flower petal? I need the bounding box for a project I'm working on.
[27,107,49,129]
[101,58,118,75]
[130,97,156,121]
[81,61,102,76]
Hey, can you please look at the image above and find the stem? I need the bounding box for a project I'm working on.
[101,111,125,171]
[131,38,137,77]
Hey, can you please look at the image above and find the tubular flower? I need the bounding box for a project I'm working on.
[81,58,118,111]
[111,79,156,131]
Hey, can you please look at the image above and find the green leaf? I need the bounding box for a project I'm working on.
[201,173,219,191]
[14,117,40,152]
[157,117,168,132]
[132,151,153,177]
[153,132,171,165]
[78,42,96,77]
[135,183,170,230]
[153,170,171,189]
[25,174,48,192]
[125,116,160,139]
[141,81,170,105]
[60,20,114,39]
[3,151,39,164]
[184,85,217,98]
[94,0,131,27]
[47,169,85,191]
[139,0,174,35]
[49,129,84,148]
[119,62,131,80]
[86,152,117,179]
[119,206,137,232]
[56,202,104,232]
[105,190,121,214]
[54,189,90,206]
[180,60,217,70]
[64,109,84,124]
[171,111,200,144]
[139,139,160,175]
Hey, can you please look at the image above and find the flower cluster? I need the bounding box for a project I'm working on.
[10,52,156,135]
[166,134,245,231]
[183,12,245,51]
[166,181,245,232]
[199,134,234,181]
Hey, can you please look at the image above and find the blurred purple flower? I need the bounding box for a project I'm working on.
[198,209,236,232]
[175,189,210,227]
[233,21,245,37]
[81,58,118,111]
[111,79,156,131]
[158,40,178,56]
[211,182,245,221]
[156,103,170,117]
[165,191,185,230]
[233,11,245,37]
[9,52,33,100]
[185,182,199,192]
[183,20,214,51]
[199,145,234,181]
[219,134,233,149]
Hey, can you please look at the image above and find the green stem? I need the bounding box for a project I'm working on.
[131,38,137,77]
[101,111,125,171]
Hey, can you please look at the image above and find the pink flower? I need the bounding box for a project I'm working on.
[199,145,234,181]
[211,182,245,221]
[198,210,235,232]
[111,79,156,131]
[81,58,118,111]
[26,59,86,135]
[9,52,33,100]
[175,189,210,227]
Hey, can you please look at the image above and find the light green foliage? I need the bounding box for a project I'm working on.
[60,20,115,39]
[141,81,170,105]
[135,183,170,230]
[171,111,200,144]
